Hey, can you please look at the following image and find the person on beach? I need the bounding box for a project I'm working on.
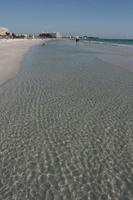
[75,36,80,44]
[76,38,79,43]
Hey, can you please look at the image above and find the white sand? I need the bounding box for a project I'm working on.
[0,39,43,86]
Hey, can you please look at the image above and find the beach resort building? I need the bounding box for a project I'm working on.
[0,27,9,36]
[55,32,62,38]
[39,32,62,39]
[46,32,62,38]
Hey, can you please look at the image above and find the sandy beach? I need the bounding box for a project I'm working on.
[0,39,42,86]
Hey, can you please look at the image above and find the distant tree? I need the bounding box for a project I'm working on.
[12,33,17,38]
[6,32,10,36]
[19,35,25,39]
[39,33,53,38]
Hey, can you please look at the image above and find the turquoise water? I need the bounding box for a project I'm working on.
[0,40,133,199]
[84,38,133,46]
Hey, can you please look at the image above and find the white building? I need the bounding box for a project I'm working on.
[55,32,62,38]
[0,27,9,36]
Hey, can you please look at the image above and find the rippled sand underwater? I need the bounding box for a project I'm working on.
[0,40,133,200]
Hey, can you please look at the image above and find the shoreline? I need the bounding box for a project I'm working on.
[0,39,44,87]
[1,38,133,89]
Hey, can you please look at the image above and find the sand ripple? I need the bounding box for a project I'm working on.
[0,41,133,199]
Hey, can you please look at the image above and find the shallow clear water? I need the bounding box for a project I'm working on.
[0,40,133,200]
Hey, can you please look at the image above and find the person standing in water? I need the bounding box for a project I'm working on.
[75,36,80,43]
[76,38,79,43]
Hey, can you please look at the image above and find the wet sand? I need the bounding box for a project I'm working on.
[0,39,42,86]
[0,40,133,200]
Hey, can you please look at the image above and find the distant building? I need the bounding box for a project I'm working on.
[39,32,62,39]
[0,27,9,36]
[48,32,62,38]
[55,32,62,38]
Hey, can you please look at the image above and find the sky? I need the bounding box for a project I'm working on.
[0,0,133,38]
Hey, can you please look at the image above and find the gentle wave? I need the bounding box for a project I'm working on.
[82,39,133,48]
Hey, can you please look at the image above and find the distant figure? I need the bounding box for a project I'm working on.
[76,38,80,43]
[42,42,45,46]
